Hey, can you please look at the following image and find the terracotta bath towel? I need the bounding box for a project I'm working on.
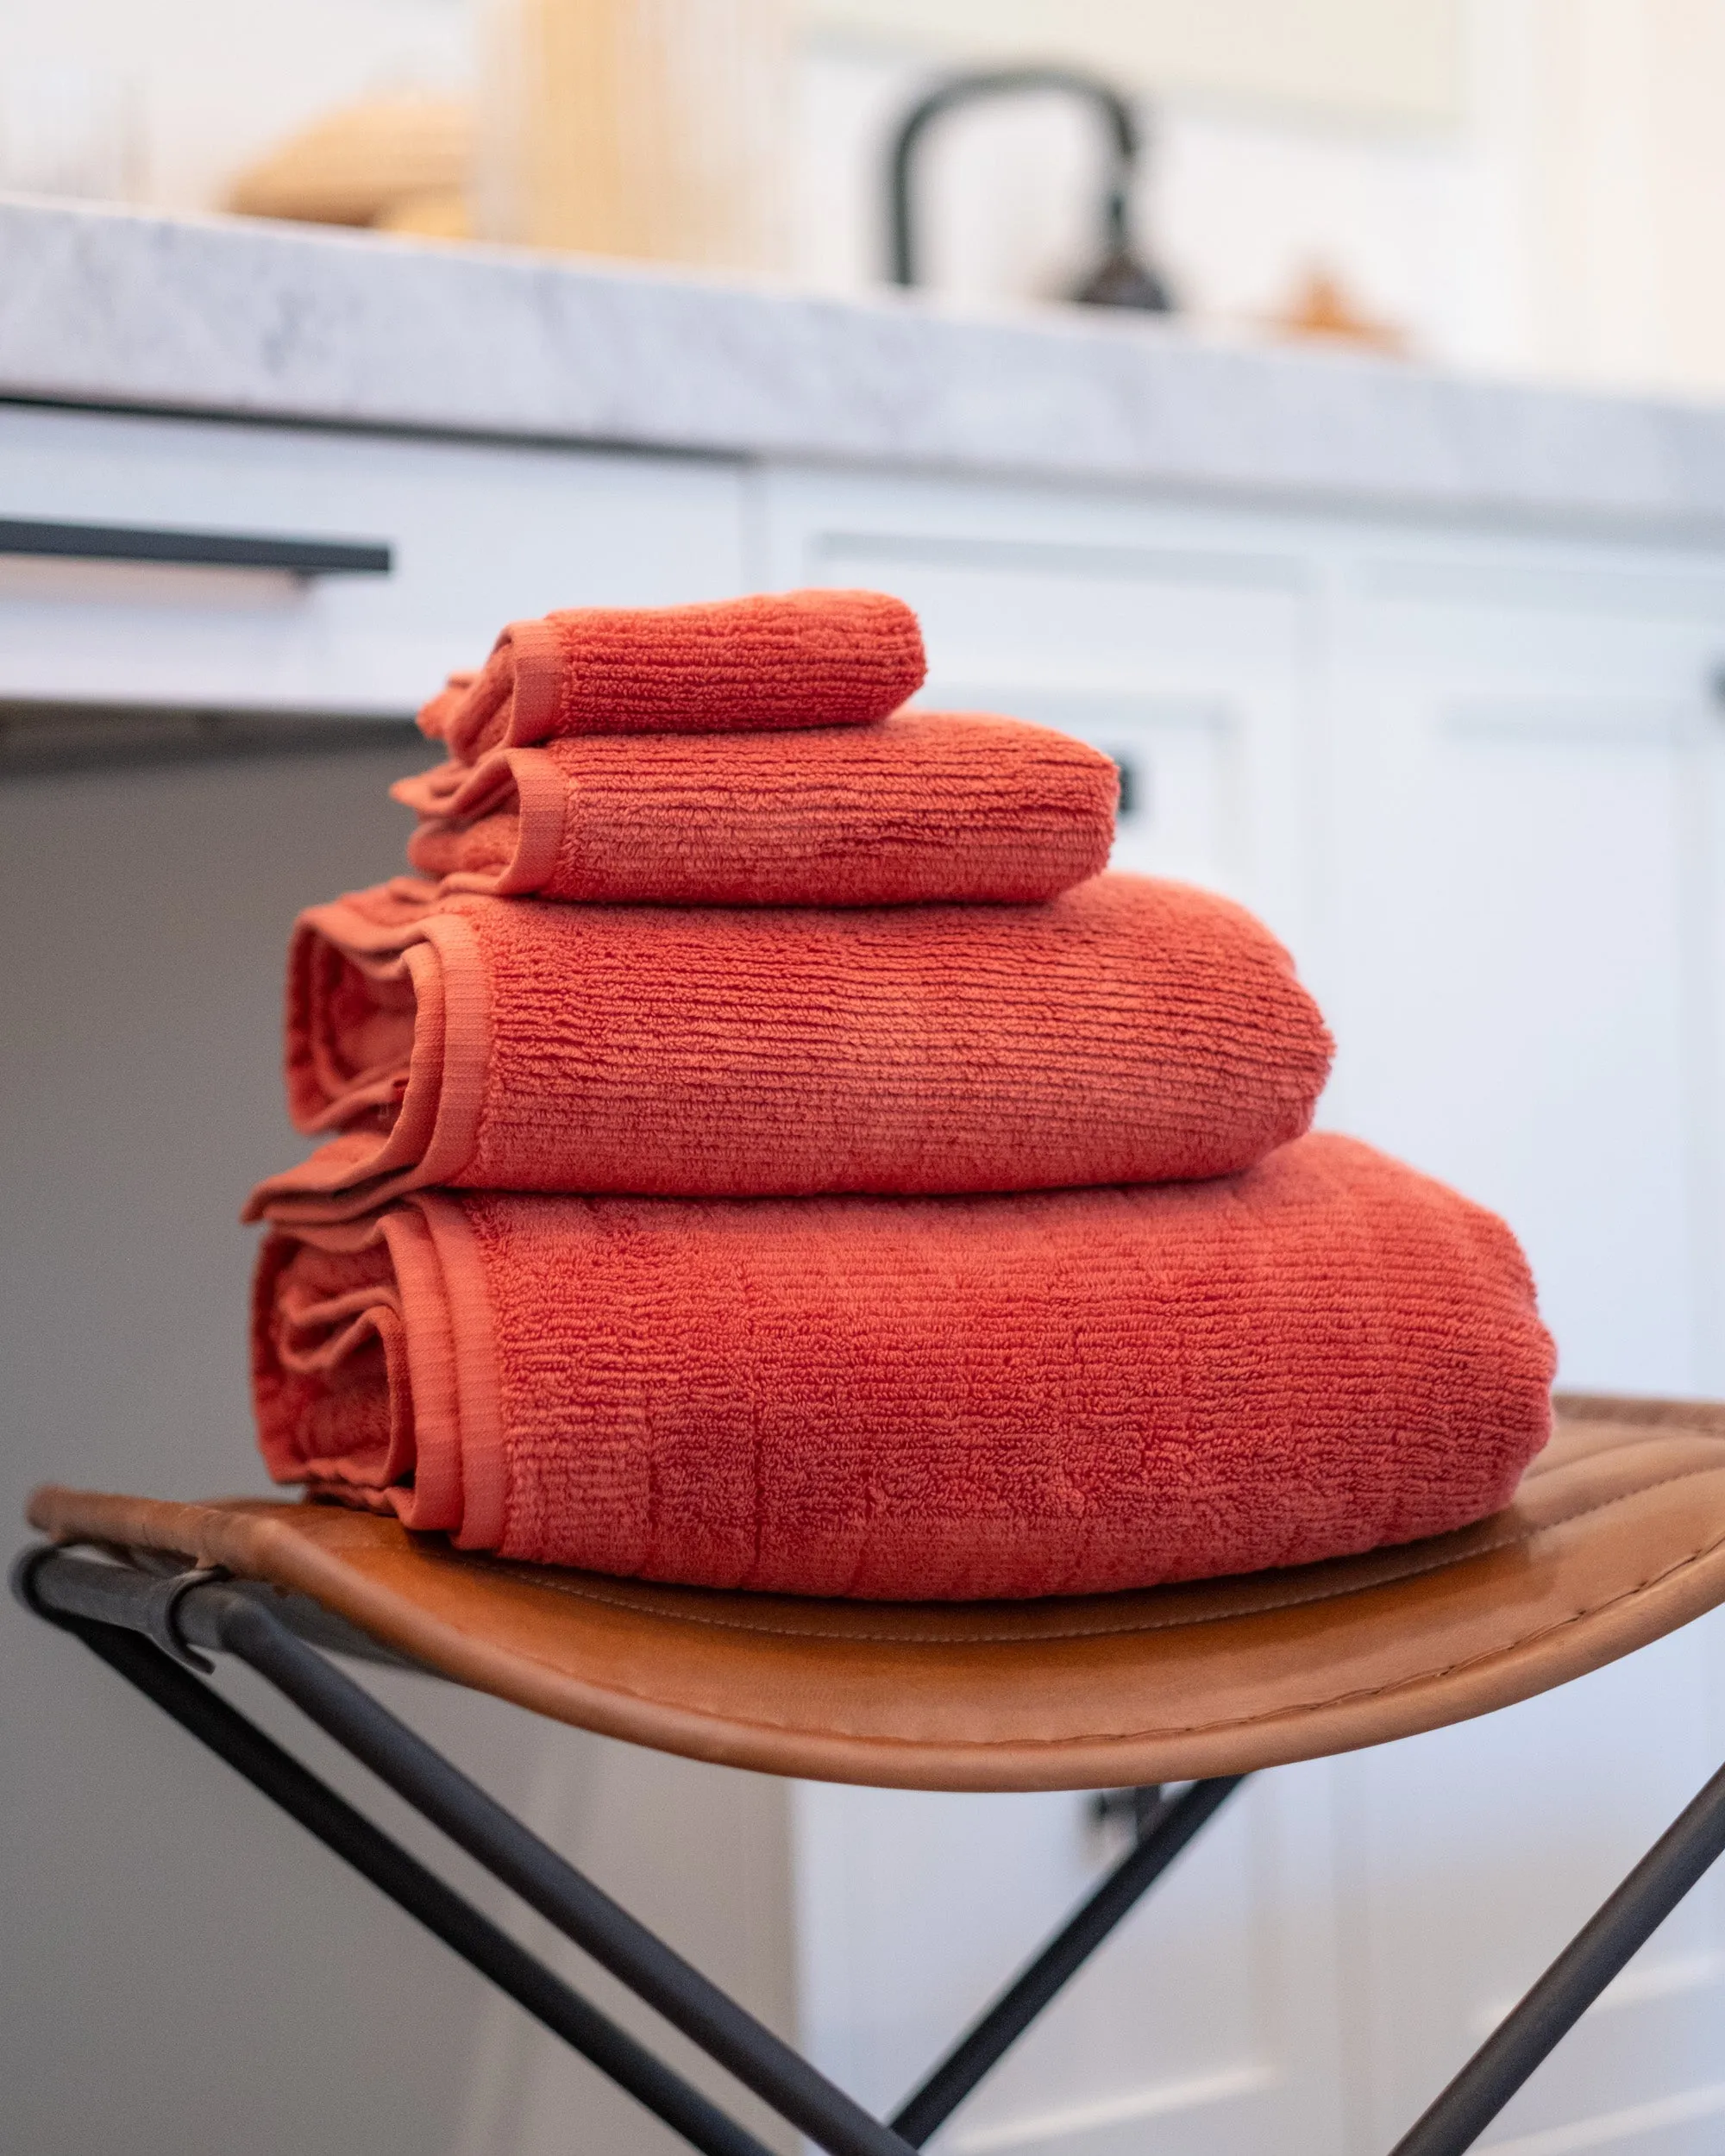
[246,872,1333,1222]
[420,589,926,761]
[393,712,1118,906]
[252,1133,1555,1600]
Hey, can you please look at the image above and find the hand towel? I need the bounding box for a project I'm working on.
[392,712,1118,906]
[252,1132,1555,1600]
[419,589,926,761]
[245,871,1333,1222]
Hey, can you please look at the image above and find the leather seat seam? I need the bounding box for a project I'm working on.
[445,1456,1725,1648]
[482,1524,1725,1752]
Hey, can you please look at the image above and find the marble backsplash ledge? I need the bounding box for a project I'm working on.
[4,196,1725,536]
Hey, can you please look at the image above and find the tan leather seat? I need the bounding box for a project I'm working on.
[30,1394,1725,1793]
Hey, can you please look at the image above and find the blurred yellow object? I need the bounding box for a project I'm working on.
[1268,262,1408,355]
[226,95,473,230]
[475,0,788,271]
[374,188,474,241]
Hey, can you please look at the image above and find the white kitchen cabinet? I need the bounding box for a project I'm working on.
[757,466,1725,2155]
[791,1769,1347,2156]
[461,467,1355,2156]
[0,404,749,714]
[1322,538,1725,1401]
[1320,533,1725,2153]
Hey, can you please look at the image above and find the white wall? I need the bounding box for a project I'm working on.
[796,0,1725,395]
[795,34,1480,351]
[1459,0,1725,399]
[0,0,474,210]
[805,0,1464,128]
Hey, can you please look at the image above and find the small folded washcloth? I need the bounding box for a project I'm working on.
[244,871,1333,1221]
[419,588,926,761]
[251,1132,1555,1600]
[392,712,1118,906]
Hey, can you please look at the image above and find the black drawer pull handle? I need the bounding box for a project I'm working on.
[0,517,392,577]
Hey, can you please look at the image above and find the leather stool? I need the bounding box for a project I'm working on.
[20,1391,1725,2156]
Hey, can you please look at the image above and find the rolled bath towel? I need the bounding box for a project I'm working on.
[419,588,926,761]
[252,1132,1556,1600]
[245,872,1333,1221]
[392,712,1118,906]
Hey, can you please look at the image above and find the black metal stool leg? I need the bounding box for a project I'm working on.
[27,1539,1725,2156]
[53,1612,777,2156]
[201,1584,914,2156]
[213,1576,1246,2155]
[1391,1755,1725,2156]
[891,1776,1246,2145]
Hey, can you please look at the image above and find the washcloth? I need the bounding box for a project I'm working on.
[419,589,926,761]
[392,712,1118,906]
[245,872,1333,1222]
[252,1132,1556,1600]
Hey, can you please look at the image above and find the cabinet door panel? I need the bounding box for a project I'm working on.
[1327,555,1725,1398]
[1340,1612,1725,2155]
[794,1769,1344,2156]
[762,468,1340,2156]
[936,688,1245,895]
[1327,542,1725,2155]
[1330,693,1703,1392]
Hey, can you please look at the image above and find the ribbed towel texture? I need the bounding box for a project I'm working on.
[253,1134,1556,1601]
[392,711,1119,906]
[245,870,1333,1221]
[419,588,926,760]
[248,583,1554,1599]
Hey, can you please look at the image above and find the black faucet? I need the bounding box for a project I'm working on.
[887,65,1175,311]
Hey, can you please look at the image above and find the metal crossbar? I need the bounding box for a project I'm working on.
[890,1777,1243,2145]
[1387,1752,1725,2155]
[17,1541,1725,2156]
[16,1548,1223,2156]
[49,1608,776,2156]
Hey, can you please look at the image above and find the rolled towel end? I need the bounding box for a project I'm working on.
[249,872,1335,1219]
[391,712,1120,906]
[417,587,928,759]
[251,1137,1556,1600]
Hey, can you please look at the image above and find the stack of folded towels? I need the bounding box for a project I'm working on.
[246,588,1555,1601]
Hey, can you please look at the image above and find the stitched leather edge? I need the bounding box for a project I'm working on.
[475,1509,1725,1753]
[29,1448,1725,1779]
[442,1449,1725,1650]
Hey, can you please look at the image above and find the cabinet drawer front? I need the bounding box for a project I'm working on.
[0,405,747,715]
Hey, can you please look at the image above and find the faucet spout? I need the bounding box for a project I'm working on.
[886,65,1174,312]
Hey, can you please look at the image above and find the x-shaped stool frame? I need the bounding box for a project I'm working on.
[18,1541,1725,2156]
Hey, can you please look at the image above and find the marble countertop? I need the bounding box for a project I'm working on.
[9,195,1725,536]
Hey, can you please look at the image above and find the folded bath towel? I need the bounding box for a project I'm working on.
[392,712,1118,906]
[419,589,926,761]
[252,1132,1555,1600]
[245,871,1333,1222]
